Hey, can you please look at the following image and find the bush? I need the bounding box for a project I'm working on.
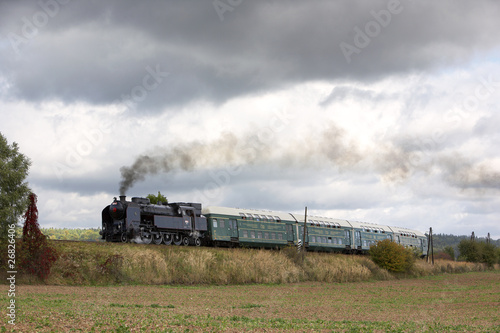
[369,239,415,273]
[458,239,498,268]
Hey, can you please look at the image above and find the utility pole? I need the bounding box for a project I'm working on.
[430,227,434,265]
[302,207,308,259]
[427,227,434,265]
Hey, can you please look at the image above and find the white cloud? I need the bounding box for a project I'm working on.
[0,1,499,240]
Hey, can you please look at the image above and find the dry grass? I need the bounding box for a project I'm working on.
[9,240,497,286]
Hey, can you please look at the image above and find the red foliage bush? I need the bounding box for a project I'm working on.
[19,193,57,280]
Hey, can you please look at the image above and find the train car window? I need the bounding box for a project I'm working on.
[250,231,255,238]
[278,233,283,240]
[253,214,260,221]
[311,236,315,242]
[239,213,246,219]
[328,237,332,243]
[243,230,248,238]
[264,232,269,239]
[220,220,225,228]
[257,232,262,239]
[339,238,343,245]
[212,219,218,228]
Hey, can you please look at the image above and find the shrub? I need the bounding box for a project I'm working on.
[458,239,498,268]
[369,239,415,273]
[19,193,58,280]
[434,251,453,261]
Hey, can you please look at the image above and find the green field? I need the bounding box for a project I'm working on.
[2,271,499,332]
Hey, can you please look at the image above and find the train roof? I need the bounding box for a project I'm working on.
[346,220,393,233]
[202,206,426,236]
[289,213,352,228]
[202,206,294,221]
[388,226,427,238]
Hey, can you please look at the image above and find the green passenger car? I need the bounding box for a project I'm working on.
[202,206,294,248]
[202,206,428,256]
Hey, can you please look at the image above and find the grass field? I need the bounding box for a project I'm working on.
[9,240,493,286]
[2,271,499,332]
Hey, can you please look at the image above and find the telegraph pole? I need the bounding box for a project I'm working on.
[302,207,308,258]
[427,227,434,265]
[430,227,434,265]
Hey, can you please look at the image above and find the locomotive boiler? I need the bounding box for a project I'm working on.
[101,196,207,246]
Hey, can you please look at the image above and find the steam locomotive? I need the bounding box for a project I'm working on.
[101,196,428,255]
[101,196,207,246]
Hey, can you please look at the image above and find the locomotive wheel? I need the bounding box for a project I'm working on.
[120,232,128,243]
[173,234,182,246]
[194,238,201,247]
[163,234,172,245]
[141,232,152,244]
[182,236,190,246]
[152,234,162,245]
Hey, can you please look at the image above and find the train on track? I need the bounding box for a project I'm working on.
[101,196,428,255]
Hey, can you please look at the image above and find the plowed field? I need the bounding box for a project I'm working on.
[2,271,499,332]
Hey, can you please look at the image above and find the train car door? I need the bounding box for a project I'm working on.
[355,231,362,249]
[344,230,351,247]
[286,224,294,243]
[229,218,238,240]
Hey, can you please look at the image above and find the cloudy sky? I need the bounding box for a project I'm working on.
[1,0,499,239]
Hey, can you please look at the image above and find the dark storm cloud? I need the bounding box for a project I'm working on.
[1,0,499,110]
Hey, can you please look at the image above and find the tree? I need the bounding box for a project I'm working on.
[458,239,498,268]
[0,132,31,240]
[444,246,455,260]
[369,239,416,273]
[146,191,168,204]
[19,193,57,280]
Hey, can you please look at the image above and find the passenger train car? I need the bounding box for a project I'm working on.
[101,196,428,256]
[203,206,428,255]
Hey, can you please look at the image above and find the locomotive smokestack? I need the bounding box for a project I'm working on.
[119,195,126,202]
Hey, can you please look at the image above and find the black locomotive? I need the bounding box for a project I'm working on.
[101,196,207,246]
